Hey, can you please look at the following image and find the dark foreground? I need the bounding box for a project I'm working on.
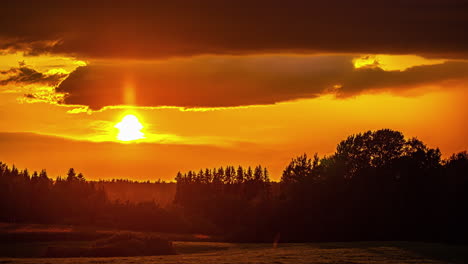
[1,241,468,264]
[0,224,467,263]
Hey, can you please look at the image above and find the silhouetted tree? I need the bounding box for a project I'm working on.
[1,128,467,243]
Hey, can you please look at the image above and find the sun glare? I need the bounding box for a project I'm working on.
[115,114,145,141]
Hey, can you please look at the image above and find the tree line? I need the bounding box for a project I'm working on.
[1,128,467,243]
[273,129,468,242]
[173,129,468,242]
[174,165,272,233]
[0,166,187,232]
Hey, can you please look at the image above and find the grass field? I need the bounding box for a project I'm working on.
[1,224,467,263]
[1,241,468,264]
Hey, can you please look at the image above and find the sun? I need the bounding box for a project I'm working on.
[115,114,145,141]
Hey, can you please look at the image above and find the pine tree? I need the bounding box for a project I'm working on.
[67,168,77,182]
[254,165,263,182]
[236,166,244,183]
[246,166,253,182]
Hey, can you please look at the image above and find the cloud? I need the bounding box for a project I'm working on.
[0,64,66,86]
[54,55,468,109]
[1,0,467,59]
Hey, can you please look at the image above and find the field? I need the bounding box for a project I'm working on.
[1,241,468,264]
[0,224,467,264]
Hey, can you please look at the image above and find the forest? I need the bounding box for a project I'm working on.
[1,129,467,243]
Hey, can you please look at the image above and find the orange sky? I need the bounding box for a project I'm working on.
[1,2,467,181]
[1,53,467,181]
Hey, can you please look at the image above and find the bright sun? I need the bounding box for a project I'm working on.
[115,114,145,141]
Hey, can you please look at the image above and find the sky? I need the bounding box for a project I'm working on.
[0,1,467,181]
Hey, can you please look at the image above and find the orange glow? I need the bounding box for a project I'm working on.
[0,53,466,181]
[123,75,136,106]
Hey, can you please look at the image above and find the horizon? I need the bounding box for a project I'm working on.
[0,128,465,182]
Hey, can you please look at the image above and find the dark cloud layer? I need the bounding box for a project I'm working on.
[54,56,468,109]
[1,0,468,59]
[0,65,66,86]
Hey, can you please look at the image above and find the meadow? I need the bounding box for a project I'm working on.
[1,240,468,264]
[1,224,467,264]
